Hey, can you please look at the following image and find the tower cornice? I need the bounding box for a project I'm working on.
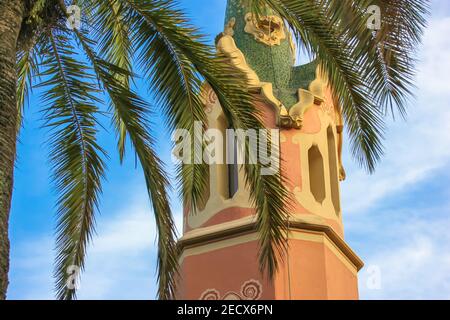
[178,215,364,272]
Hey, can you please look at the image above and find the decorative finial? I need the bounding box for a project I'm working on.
[243,13,286,46]
[224,18,236,36]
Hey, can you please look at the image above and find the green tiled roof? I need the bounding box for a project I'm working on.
[224,0,317,109]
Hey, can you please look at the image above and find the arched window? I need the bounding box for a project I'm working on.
[198,170,210,211]
[227,130,239,198]
[308,145,326,203]
[327,127,341,215]
[216,115,230,199]
[215,116,239,200]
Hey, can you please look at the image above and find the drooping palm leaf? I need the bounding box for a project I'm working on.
[121,0,292,278]
[254,0,428,172]
[73,26,179,299]
[363,0,429,116]
[122,0,210,213]
[89,0,134,160]
[37,29,106,300]
[16,43,39,133]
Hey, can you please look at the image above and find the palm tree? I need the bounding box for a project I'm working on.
[0,0,428,300]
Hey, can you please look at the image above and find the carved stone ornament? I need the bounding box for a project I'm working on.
[200,279,262,300]
[216,19,261,87]
[244,13,286,46]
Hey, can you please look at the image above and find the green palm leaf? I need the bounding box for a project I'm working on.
[16,42,39,133]
[89,0,133,160]
[122,0,292,278]
[38,29,106,300]
[73,27,179,299]
[122,0,209,212]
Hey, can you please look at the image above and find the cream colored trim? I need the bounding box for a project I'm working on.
[288,89,315,129]
[244,13,287,46]
[216,33,261,87]
[260,82,288,117]
[178,216,364,271]
[179,233,259,264]
[289,231,358,275]
[287,65,328,130]
[310,65,328,98]
[224,17,236,37]
[183,215,256,244]
[291,110,343,219]
[187,95,253,229]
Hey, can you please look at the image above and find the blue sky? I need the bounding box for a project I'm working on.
[7,0,450,299]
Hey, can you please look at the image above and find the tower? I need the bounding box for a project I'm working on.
[177,0,363,300]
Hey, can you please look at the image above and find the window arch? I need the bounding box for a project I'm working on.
[227,130,239,199]
[327,127,341,215]
[308,145,326,203]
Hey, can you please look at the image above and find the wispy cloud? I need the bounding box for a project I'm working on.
[356,203,450,300]
[78,195,158,299]
[8,238,54,300]
[341,7,450,300]
[341,15,450,215]
[9,192,183,300]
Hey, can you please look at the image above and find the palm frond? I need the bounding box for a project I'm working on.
[122,0,209,213]
[38,29,106,300]
[254,0,386,171]
[90,0,134,160]
[313,0,429,118]
[121,0,291,278]
[364,0,430,117]
[73,27,179,300]
[16,43,39,133]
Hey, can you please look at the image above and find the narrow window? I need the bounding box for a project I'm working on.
[327,127,341,215]
[198,170,210,211]
[227,131,239,198]
[308,145,326,203]
[216,115,230,199]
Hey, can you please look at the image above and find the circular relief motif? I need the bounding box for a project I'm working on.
[199,279,263,300]
[222,292,242,300]
[244,13,286,46]
[200,289,220,300]
[321,92,336,121]
[203,87,217,114]
[240,279,262,300]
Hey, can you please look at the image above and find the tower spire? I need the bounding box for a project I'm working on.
[176,0,363,300]
[224,0,316,109]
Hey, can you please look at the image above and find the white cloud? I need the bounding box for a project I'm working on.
[9,192,183,300]
[341,14,450,215]
[77,194,183,299]
[357,205,450,300]
[341,7,450,300]
[417,17,450,94]
[78,195,157,299]
[8,238,54,300]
